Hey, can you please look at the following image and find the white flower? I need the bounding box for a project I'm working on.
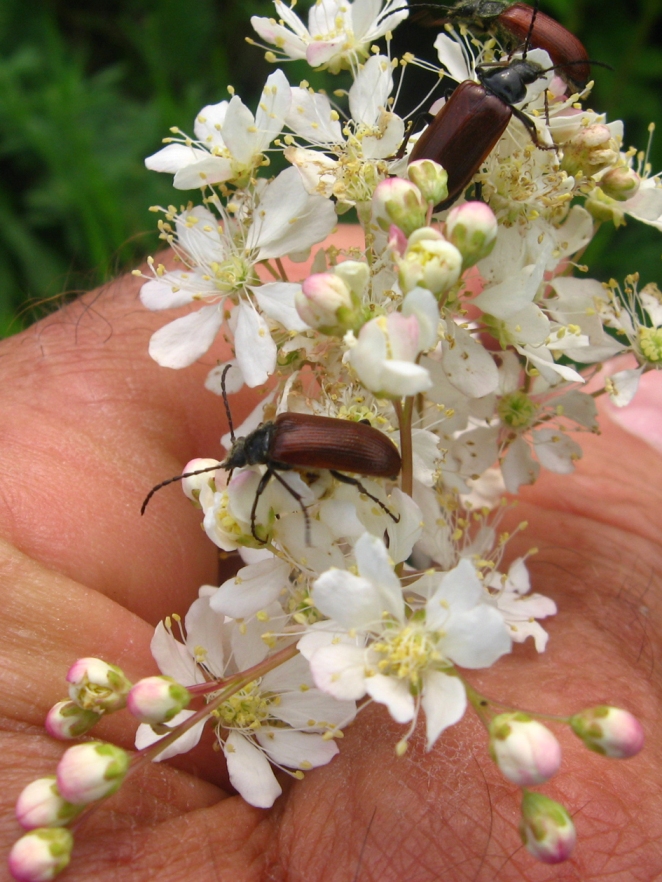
[145,70,292,189]
[251,0,409,74]
[285,54,406,205]
[136,592,356,809]
[300,534,511,749]
[141,169,336,380]
[488,557,557,652]
[344,288,438,398]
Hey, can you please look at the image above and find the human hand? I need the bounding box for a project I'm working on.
[1,232,660,881]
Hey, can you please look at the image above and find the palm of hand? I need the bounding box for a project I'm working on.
[1,266,660,882]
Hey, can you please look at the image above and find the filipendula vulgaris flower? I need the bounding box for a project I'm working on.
[135,589,357,809]
[595,275,662,405]
[299,533,512,752]
[250,0,409,74]
[139,68,337,386]
[283,54,406,212]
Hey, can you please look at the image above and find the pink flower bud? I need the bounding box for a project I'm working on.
[8,828,74,882]
[296,268,362,334]
[407,159,448,206]
[600,166,640,201]
[570,706,644,758]
[127,676,191,725]
[372,178,427,237]
[519,792,576,864]
[45,701,101,740]
[561,123,618,177]
[388,223,408,256]
[15,778,81,830]
[56,742,129,806]
[66,658,132,714]
[489,713,561,785]
[398,227,462,297]
[445,202,498,268]
[181,458,222,502]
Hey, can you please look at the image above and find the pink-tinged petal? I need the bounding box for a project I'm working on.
[148,304,224,368]
[305,37,347,68]
[256,729,339,769]
[308,644,368,701]
[235,302,277,387]
[365,674,415,723]
[172,155,235,189]
[150,622,201,684]
[211,558,291,618]
[224,731,282,808]
[422,670,467,749]
[135,711,205,760]
[250,17,307,59]
[145,143,208,173]
[250,168,336,259]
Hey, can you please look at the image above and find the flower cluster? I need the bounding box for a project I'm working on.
[10,1,657,879]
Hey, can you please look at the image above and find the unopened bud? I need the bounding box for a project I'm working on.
[560,124,618,177]
[570,706,644,758]
[296,267,363,335]
[372,178,427,236]
[56,742,129,806]
[66,658,131,714]
[489,713,561,785]
[445,201,498,268]
[45,701,101,740]
[8,828,74,882]
[181,459,222,502]
[15,778,81,830]
[407,159,449,207]
[599,166,640,201]
[519,792,576,864]
[127,676,191,725]
[398,227,462,297]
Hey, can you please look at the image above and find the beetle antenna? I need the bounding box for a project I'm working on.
[140,463,223,516]
[522,0,539,61]
[220,364,236,444]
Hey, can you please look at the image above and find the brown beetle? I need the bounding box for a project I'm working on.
[409,56,554,209]
[417,1,590,89]
[142,368,401,542]
[497,3,590,89]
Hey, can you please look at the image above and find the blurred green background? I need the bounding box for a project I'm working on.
[1,0,661,336]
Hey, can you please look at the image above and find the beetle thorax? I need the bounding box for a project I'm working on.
[479,59,543,105]
[222,422,276,470]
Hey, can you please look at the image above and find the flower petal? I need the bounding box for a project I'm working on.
[148,304,224,368]
[224,731,282,808]
[421,670,467,749]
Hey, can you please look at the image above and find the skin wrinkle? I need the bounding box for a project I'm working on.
[2,232,662,880]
